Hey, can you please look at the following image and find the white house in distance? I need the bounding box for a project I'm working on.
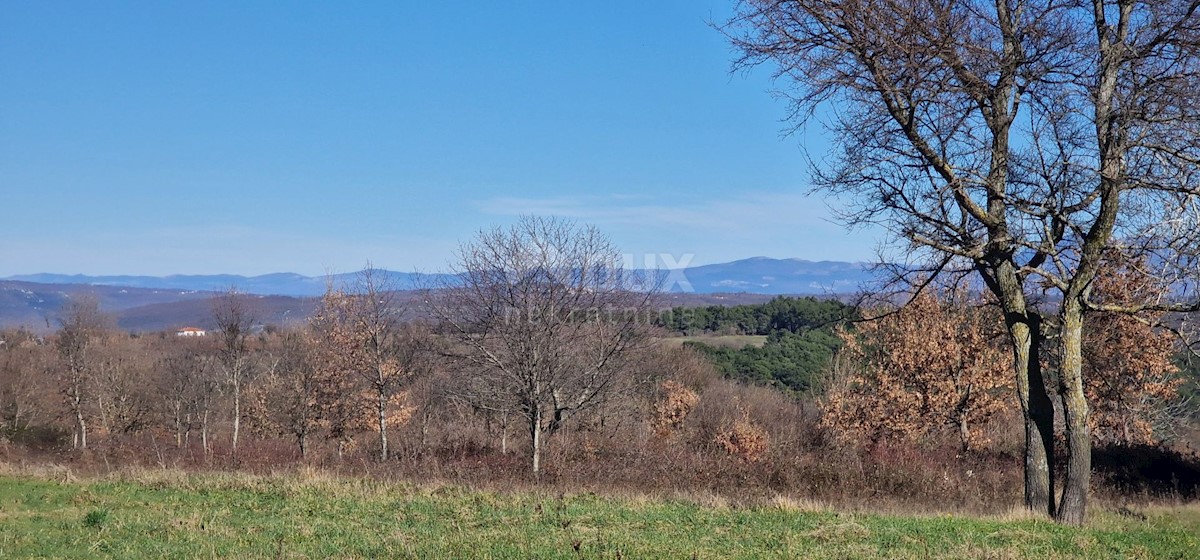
[175,327,207,337]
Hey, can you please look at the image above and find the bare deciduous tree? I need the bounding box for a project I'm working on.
[1,329,53,439]
[430,216,658,476]
[211,288,256,458]
[726,0,1200,524]
[93,334,153,438]
[248,331,321,458]
[55,296,112,449]
[157,343,216,452]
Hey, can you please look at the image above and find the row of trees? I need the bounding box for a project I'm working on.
[657,296,854,336]
[0,299,428,463]
[661,297,855,392]
[2,216,1195,513]
[1,217,661,478]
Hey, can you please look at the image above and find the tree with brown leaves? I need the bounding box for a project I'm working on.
[308,288,370,458]
[309,268,425,461]
[247,331,322,458]
[823,289,1012,453]
[1083,257,1187,446]
[651,379,700,437]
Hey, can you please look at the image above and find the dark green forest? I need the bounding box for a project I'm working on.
[657,297,857,392]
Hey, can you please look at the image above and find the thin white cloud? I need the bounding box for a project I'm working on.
[0,194,883,277]
[477,191,835,229]
[474,191,884,266]
[478,191,843,235]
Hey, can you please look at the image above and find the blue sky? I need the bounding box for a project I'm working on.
[1,1,880,276]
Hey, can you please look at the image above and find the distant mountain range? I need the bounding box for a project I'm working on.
[4,257,878,297]
[670,257,876,295]
[0,258,880,332]
[0,280,316,333]
[1,271,441,298]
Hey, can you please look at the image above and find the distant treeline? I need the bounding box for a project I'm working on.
[656,297,858,393]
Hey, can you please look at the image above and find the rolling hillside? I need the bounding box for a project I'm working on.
[5,258,878,297]
[0,258,878,332]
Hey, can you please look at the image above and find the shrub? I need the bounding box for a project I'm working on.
[651,380,699,436]
[714,408,769,463]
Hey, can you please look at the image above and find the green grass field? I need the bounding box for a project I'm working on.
[0,469,1197,559]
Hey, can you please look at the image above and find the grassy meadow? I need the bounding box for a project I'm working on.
[1,468,1197,559]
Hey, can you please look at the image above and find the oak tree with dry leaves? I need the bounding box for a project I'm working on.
[823,289,1012,452]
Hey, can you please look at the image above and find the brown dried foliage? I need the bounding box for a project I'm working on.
[1084,260,1185,445]
[822,289,1012,452]
[651,379,699,437]
[713,407,769,463]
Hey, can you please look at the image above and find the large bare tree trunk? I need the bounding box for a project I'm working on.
[201,408,210,456]
[95,391,109,436]
[992,265,1056,516]
[172,401,184,448]
[1057,299,1091,525]
[1010,317,1056,516]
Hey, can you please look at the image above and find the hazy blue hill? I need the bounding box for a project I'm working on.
[5,258,879,298]
[0,258,880,332]
[5,271,452,297]
[669,257,876,294]
[6,273,248,292]
[0,281,221,332]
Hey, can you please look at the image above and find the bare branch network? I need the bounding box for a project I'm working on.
[723,0,1200,525]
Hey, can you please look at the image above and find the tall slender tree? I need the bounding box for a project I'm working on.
[211,288,256,458]
[309,268,425,461]
[55,296,112,449]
